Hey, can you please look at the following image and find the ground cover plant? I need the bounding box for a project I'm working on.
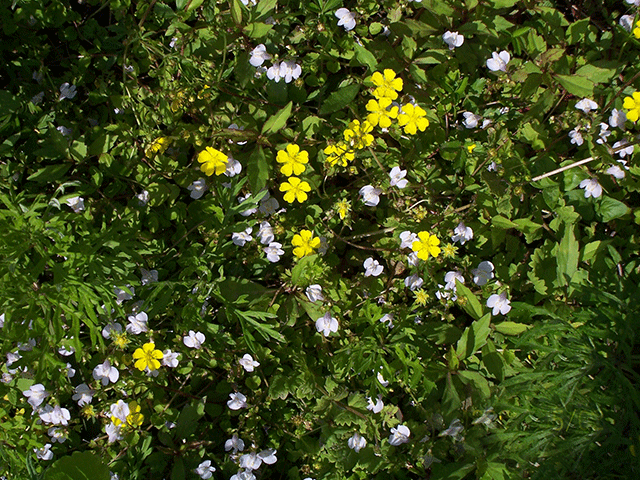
[1,0,640,478]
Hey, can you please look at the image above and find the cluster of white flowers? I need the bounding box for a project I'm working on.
[249,44,302,84]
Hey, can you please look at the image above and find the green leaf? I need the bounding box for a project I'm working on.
[353,45,378,70]
[458,370,491,398]
[27,164,71,183]
[243,22,273,38]
[0,90,21,114]
[492,215,517,230]
[456,313,491,359]
[255,0,277,17]
[493,321,531,335]
[318,84,360,116]
[487,0,518,7]
[247,146,270,193]
[555,74,594,97]
[230,0,242,25]
[556,223,579,287]
[455,281,484,320]
[44,451,109,480]
[261,101,293,135]
[596,196,629,222]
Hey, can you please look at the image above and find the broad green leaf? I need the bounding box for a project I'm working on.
[261,101,293,135]
[492,215,517,230]
[243,22,273,38]
[247,146,270,193]
[353,45,378,70]
[255,0,277,17]
[596,196,629,222]
[455,281,485,320]
[44,451,109,480]
[556,74,594,97]
[458,370,491,398]
[556,223,579,287]
[487,0,518,7]
[456,313,491,359]
[230,0,242,25]
[27,164,71,183]
[493,321,531,335]
[318,84,360,116]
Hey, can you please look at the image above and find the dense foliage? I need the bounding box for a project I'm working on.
[1,0,639,479]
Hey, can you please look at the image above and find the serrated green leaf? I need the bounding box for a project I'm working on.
[556,74,594,97]
[596,196,629,222]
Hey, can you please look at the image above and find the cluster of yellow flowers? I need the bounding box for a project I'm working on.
[277,144,312,204]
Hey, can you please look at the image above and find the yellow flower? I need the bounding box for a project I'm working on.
[279,177,311,203]
[344,120,374,149]
[113,332,129,349]
[276,144,309,176]
[441,243,457,258]
[126,401,144,427]
[81,405,97,419]
[292,230,320,258]
[634,21,640,39]
[623,91,640,123]
[414,289,429,306]
[370,69,403,100]
[412,231,441,260]
[335,199,351,220]
[324,142,354,167]
[366,98,399,128]
[146,137,171,157]
[133,342,164,371]
[397,104,430,135]
[467,144,476,153]
[197,147,228,176]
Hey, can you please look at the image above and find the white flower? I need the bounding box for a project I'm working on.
[225,434,245,453]
[141,268,158,285]
[228,123,247,146]
[258,448,277,464]
[359,185,382,206]
[442,31,464,50]
[105,422,122,443]
[379,313,394,328]
[399,231,418,249]
[388,425,411,446]
[486,51,510,72]
[228,392,248,410]
[609,108,627,129]
[316,312,339,337]
[389,166,408,188]
[66,196,85,213]
[579,178,602,198]
[224,157,242,177]
[231,471,257,480]
[72,383,94,406]
[444,271,464,291]
[239,354,260,372]
[486,292,512,316]
[377,371,389,387]
[472,261,495,286]
[366,396,384,413]
[188,178,208,199]
[462,112,481,129]
[240,0,257,5]
[363,257,384,277]
[613,140,634,158]
[59,82,77,100]
[195,460,216,480]
[40,405,71,426]
[0,313,4,328]
[93,359,119,385]
[238,193,258,216]
[35,443,53,461]
[114,285,134,304]
[473,407,497,427]
[620,14,635,31]
[404,274,423,291]
[102,322,122,339]
[407,251,419,267]
[162,349,180,368]
[625,0,640,6]
[596,123,611,144]
[23,384,49,409]
[126,312,149,335]
[232,227,253,246]
[31,91,45,104]
[137,190,150,206]
[439,418,464,439]
[335,8,356,31]
[48,427,67,443]
[56,125,72,136]
[348,432,367,452]
[568,128,583,146]
[575,98,598,113]
[451,222,473,245]
[257,221,274,245]
[259,194,280,215]
[183,330,205,349]
[239,453,262,470]
[305,284,324,303]
[607,164,625,179]
[109,400,130,425]
[249,44,271,67]
[267,61,302,84]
